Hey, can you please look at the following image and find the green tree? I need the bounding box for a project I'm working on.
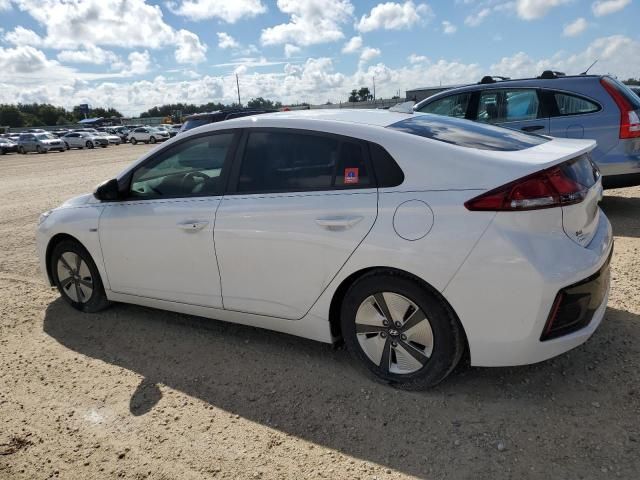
[246,97,282,109]
[357,87,372,102]
[348,89,359,102]
[0,105,25,127]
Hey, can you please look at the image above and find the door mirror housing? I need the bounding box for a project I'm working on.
[94,178,121,202]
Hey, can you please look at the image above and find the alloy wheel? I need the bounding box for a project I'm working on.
[355,292,434,375]
[56,252,94,304]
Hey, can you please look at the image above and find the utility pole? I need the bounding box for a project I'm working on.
[235,74,241,106]
[372,76,376,101]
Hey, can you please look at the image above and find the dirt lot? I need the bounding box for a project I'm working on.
[0,144,639,480]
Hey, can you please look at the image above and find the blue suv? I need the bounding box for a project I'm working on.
[413,72,640,188]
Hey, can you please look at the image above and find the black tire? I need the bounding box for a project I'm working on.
[0,148,5,155]
[86,141,95,149]
[18,146,26,154]
[130,137,137,145]
[50,239,111,313]
[149,136,156,144]
[340,270,465,390]
[64,142,70,150]
[37,145,46,154]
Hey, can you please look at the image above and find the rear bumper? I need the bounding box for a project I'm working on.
[443,208,613,367]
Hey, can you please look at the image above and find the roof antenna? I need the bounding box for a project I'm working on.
[580,59,598,75]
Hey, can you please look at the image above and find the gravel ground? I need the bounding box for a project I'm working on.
[0,144,639,479]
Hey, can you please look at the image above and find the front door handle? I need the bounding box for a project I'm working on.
[316,216,363,230]
[177,220,209,232]
[521,125,545,132]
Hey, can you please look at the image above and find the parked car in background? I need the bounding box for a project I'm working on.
[128,126,170,144]
[180,108,276,133]
[169,124,182,136]
[414,72,640,188]
[62,131,109,149]
[629,86,640,97]
[159,124,180,137]
[0,136,19,155]
[18,132,66,153]
[37,109,612,388]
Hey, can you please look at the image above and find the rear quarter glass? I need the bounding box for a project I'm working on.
[388,114,549,151]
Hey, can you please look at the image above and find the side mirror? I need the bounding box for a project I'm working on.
[94,178,121,202]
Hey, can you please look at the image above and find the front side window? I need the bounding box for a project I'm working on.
[553,92,600,116]
[236,130,371,193]
[417,93,471,119]
[130,133,234,199]
[477,89,540,123]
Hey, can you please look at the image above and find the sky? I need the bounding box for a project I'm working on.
[0,0,638,116]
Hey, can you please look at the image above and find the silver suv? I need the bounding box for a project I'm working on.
[414,72,640,188]
[17,132,66,154]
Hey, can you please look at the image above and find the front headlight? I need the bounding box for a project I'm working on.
[38,210,53,225]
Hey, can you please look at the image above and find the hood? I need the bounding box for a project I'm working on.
[58,193,101,209]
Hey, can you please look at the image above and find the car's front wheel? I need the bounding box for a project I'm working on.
[149,136,156,144]
[130,137,137,145]
[64,142,70,150]
[341,271,465,390]
[86,141,94,149]
[50,239,110,313]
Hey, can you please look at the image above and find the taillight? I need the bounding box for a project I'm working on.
[465,159,591,211]
[600,77,640,139]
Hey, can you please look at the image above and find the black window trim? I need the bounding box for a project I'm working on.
[224,127,377,196]
[118,129,241,202]
[541,88,603,118]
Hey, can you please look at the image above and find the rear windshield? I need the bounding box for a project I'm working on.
[387,114,550,151]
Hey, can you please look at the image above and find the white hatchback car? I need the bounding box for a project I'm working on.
[37,110,613,388]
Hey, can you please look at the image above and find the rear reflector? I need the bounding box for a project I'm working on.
[465,155,598,211]
[600,77,640,139]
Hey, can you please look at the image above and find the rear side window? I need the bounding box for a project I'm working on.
[417,93,471,119]
[478,89,540,123]
[388,114,549,151]
[369,143,404,187]
[553,92,600,116]
[236,131,372,193]
[182,118,212,131]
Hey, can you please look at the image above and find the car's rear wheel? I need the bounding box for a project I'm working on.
[341,271,465,390]
[50,239,111,313]
[36,145,45,154]
[64,142,69,150]
[149,136,156,144]
[130,137,137,145]
[18,146,25,154]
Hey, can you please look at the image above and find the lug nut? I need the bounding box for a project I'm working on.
[395,321,402,328]
[391,341,398,348]
[382,320,389,326]
[401,334,407,341]
[380,332,387,338]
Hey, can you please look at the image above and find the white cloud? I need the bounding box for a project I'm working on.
[357,1,432,32]
[217,32,241,49]
[284,44,301,58]
[563,17,588,37]
[4,26,43,46]
[341,36,363,54]
[261,0,354,46]
[464,8,491,26]
[119,51,152,76]
[57,45,119,65]
[175,29,208,64]
[442,20,457,34]
[166,0,266,22]
[408,53,428,64]
[515,0,571,20]
[359,47,381,65]
[0,45,54,75]
[13,0,207,66]
[592,0,631,16]
[0,0,11,10]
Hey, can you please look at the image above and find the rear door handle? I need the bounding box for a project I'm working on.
[521,125,545,132]
[316,216,363,230]
[177,220,209,232]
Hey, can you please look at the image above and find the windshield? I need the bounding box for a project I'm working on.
[36,133,57,140]
[387,113,550,151]
[182,118,210,131]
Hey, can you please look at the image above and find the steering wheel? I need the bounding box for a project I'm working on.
[179,171,211,192]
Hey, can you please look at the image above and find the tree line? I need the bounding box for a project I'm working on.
[0,104,122,128]
[138,97,284,120]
